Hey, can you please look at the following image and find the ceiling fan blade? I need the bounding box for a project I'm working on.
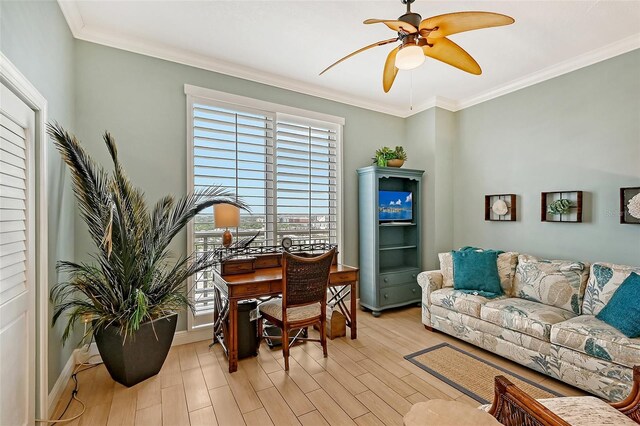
[419,37,482,75]
[320,37,398,75]
[383,46,400,93]
[364,19,418,34]
[419,12,514,38]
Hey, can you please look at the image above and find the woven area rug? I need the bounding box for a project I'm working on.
[404,343,563,404]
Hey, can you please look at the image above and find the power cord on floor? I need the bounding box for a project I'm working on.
[36,320,103,424]
[34,355,103,424]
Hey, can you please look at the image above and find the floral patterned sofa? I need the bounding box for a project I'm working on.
[417,253,640,402]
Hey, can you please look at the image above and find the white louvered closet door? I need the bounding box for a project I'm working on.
[0,83,36,426]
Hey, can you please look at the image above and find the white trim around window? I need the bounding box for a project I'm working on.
[185,84,345,331]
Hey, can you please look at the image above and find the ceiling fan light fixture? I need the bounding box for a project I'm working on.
[395,44,425,70]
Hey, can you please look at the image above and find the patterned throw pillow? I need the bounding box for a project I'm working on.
[583,262,640,316]
[438,250,519,296]
[513,255,590,315]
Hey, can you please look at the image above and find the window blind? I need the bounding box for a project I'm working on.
[191,102,275,319]
[275,118,338,245]
[187,91,342,328]
[0,114,28,303]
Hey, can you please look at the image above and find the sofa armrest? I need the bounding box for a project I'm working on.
[417,270,443,327]
[418,270,443,292]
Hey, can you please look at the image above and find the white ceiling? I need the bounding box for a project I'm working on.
[59,0,640,117]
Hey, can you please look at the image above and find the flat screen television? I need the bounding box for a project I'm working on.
[378,190,413,222]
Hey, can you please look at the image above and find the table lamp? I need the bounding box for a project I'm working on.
[215,204,240,247]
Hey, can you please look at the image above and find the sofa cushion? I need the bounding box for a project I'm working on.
[452,248,504,298]
[439,251,518,295]
[596,272,640,338]
[550,315,640,369]
[537,396,637,425]
[481,298,576,341]
[430,288,507,319]
[479,396,637,425]
[582,262,640,316]
[513,255,590,315]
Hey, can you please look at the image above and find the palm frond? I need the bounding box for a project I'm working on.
[49,124,248,344]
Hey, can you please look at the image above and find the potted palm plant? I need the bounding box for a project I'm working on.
[48,123,247,387]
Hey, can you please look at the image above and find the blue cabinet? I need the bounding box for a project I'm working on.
[357,166,424,317]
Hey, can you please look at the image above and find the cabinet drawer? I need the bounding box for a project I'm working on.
[231,282,271,297]
[379,269,419,288]
[379,282,420,306]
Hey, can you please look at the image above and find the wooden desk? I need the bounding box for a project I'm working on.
[212,264,359,373]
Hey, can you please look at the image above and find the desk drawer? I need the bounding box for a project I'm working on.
[232,282,272,297]
[330,271,357,284]
[379,269,419,288]
[379,282,420,306]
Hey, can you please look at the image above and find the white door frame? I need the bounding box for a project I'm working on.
[1,52,49,420]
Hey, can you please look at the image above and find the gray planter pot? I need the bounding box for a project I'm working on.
[94,313,177,387]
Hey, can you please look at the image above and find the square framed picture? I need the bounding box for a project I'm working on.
[620,187,640,224]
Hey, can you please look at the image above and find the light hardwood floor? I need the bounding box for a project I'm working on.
[50,306,585,425]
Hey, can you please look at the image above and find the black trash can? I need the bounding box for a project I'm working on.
[236,300,260,359]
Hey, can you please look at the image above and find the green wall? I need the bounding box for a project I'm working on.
[74,40,406,331]
[405,108,456,270]
[0,0,79,391]
[454,49,640,266]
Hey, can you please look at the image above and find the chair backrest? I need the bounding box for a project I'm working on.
[282,248,336,308]
[487,376,570,426]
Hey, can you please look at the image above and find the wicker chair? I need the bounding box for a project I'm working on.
[488,366,640,425]
[258,248,336,371]
[487,376,570,426]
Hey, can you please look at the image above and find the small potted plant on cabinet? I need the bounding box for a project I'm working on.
[48,123,247,387]
[373,146,407,167]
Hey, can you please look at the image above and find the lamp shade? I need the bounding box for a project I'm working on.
[214,204,240,228]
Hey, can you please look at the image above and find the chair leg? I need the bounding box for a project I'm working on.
[282,324,290,371]
[320,319,328,358]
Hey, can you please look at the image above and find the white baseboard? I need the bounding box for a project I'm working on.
[46,328,212,414]
[47,350,76,416]
[172,327,212,346]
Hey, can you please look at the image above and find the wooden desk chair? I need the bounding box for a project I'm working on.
[258,248,336,371]
[488,366,640,425]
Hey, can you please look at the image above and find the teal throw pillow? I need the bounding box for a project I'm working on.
[596,272,640,338]
[452,247,503,298]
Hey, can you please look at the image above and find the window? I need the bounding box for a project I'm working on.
[275,116,338,245]
[185,85,344,328]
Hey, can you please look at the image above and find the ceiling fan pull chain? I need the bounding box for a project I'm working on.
[410,71,414,111]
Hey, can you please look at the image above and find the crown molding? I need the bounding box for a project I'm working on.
[58,1,639,118]
[57,0,84,35]
[454,34,640,112]
[408,96,459,117]
[57,1,409,118]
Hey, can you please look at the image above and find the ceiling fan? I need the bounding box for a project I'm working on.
[319,0,515,93]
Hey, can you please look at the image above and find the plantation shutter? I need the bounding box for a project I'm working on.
[0,113,28,303]
[186,86,343,330]
[275,115,338,245]
[190,101,275,323]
